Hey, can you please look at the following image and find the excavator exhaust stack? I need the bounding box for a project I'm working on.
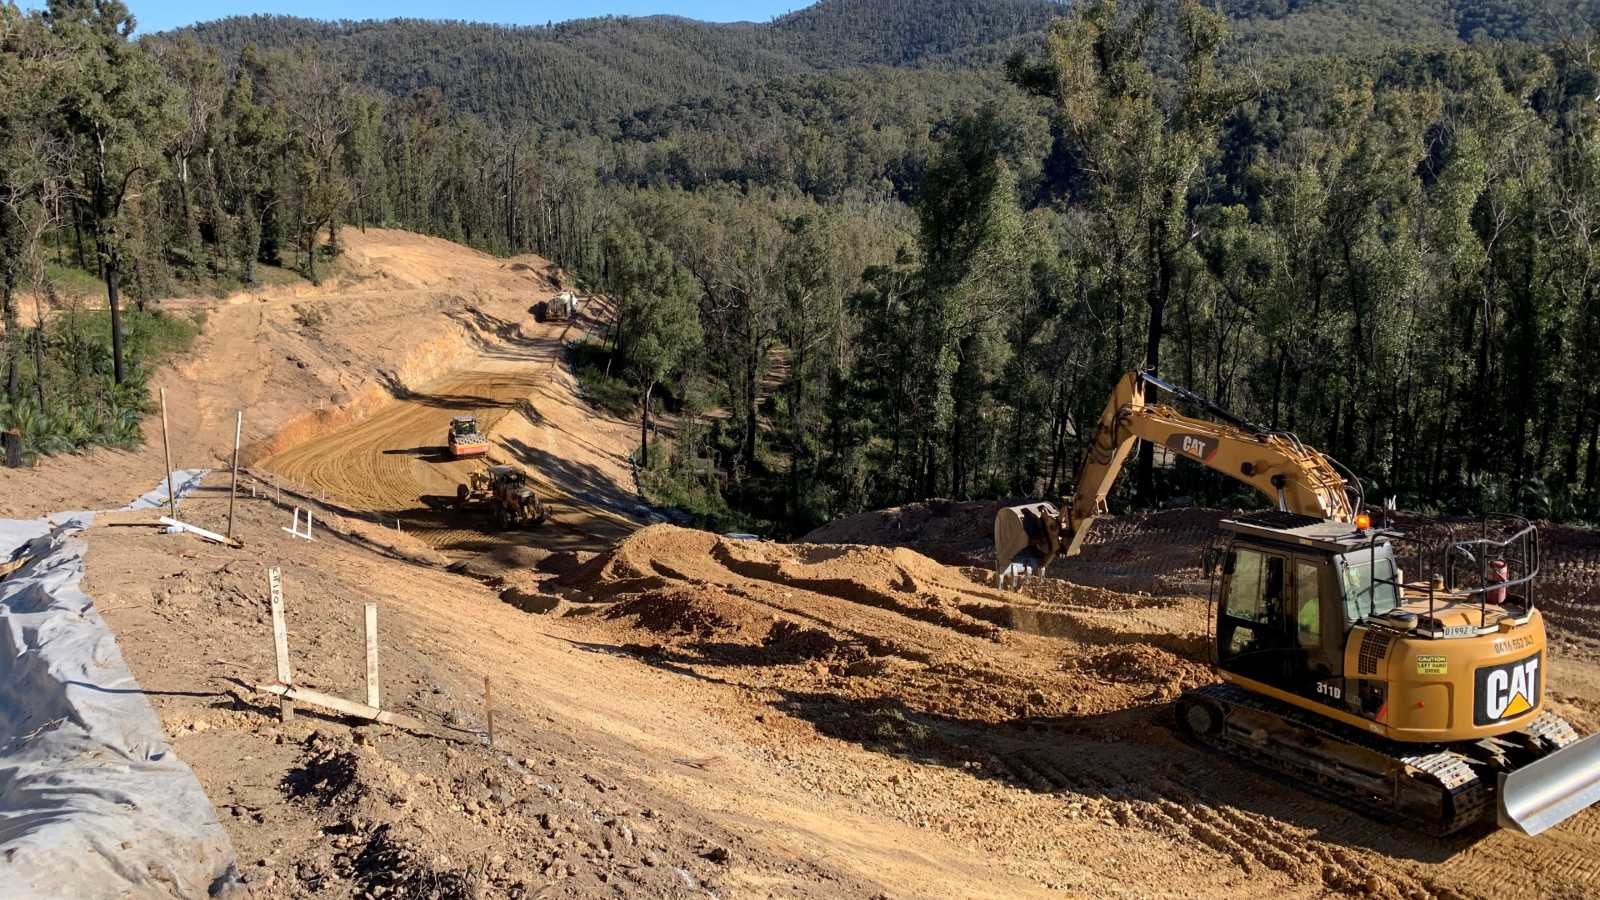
[1499,732,1600,836]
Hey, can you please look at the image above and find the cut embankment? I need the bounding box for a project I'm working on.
[259,276,641,562]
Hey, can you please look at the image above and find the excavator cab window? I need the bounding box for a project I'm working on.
[1337,551,1400,624]
[1226,549,1286,621]
[1295,560,1323,651]
[1218,547,1292,679]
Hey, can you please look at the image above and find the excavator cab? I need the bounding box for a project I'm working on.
[1211,512,1394,698]
[1200,511,1600,836]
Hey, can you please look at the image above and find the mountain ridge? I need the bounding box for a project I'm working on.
[162,0,1600,128]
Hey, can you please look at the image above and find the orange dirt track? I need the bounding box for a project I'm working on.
[262,316,640,559]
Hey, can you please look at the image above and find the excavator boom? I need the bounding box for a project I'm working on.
[996,371,1354,576]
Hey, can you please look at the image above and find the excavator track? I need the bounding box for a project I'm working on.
[1179,684,1491,835]
[1525,710,1581,749]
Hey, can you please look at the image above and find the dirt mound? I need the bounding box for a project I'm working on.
[568,525,1007,640]
[1062,644,1213,692]
[803,499,999,562]
[764,620,847,661]
[606,584,768,640]
[803,502,1229,596]
[537,549,594,576]
[557,523,1217,737]
[986,570,1183,611]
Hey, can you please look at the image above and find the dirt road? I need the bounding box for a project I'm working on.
[261,317,639,559]
[0,230,569,520]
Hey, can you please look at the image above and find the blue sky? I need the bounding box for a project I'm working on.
[23,1,809,35]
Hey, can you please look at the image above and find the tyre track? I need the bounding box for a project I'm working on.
[261,326,641,558]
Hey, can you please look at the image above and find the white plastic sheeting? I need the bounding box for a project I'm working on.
[0,473,240,898]
[125,468,211,512]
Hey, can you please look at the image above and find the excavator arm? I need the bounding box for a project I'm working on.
[996,371,1356,576]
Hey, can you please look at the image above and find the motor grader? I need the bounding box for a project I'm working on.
[456,464,547,530]
[996,369,1600,837]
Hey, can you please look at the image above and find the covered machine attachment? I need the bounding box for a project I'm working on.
[1498,731,1600,836]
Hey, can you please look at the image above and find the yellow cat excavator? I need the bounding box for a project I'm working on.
[996,370,1600,836]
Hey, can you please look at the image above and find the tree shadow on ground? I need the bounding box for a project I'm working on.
[497,436,644,524]
[374,371,534,412]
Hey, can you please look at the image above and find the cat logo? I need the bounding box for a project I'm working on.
[1165,433,1219,462]
[1474,652,1541,726]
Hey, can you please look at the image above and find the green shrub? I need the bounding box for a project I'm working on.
[1,308,201,462]
[576,365,636,418]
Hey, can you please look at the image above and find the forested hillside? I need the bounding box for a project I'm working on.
[172,1,1061,126]
[169,0,1598,128]
[8,0,1600,534]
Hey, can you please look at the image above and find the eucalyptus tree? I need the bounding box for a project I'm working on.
[45,0,174,383]
[1009,0,1251,504]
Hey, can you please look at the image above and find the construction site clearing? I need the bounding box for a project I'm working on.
[5,230,1600,899]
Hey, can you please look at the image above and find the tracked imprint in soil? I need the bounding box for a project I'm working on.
[541,524,1600,898]
[262,361,637,559]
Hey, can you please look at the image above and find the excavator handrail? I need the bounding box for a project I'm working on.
[1362,513,1540,631]
[1448,516,1540,626]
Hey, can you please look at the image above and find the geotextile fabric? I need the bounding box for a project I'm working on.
[0,472,239,898]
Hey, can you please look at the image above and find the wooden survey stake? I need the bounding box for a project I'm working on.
[227,411,242,539]
[255,683,424,730]
[484,675,495,749]
[364,603,380,709]
[268,566,294,721]
[159,388,176,517]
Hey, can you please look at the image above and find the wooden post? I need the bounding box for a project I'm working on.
[364,603,380,709]
[159,388,176,517]
[226,412,242,539]
[2,428,21,468]
[484,675,495,749]
[268,566,294,721]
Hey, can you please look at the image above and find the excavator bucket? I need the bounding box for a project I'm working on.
[994,502,1058,579]
[1498,731,1600,836]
